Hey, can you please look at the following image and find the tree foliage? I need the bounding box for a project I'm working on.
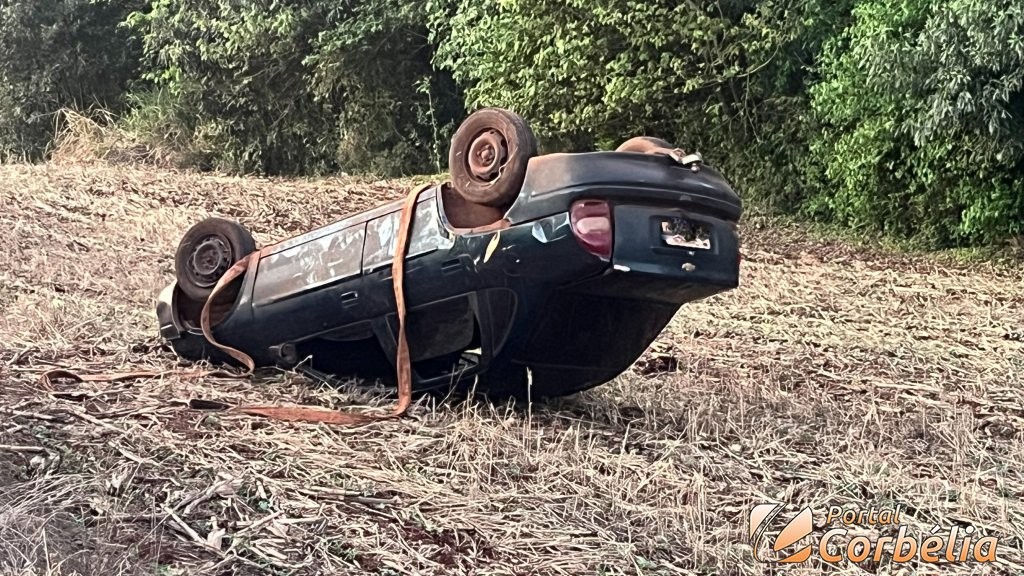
[433,0,853,206]
[128,0,339,174]
[807,0,1024,244]
[0,0,145,160]
[129,0,459,175]
[307,0,463,176]
[0,0,1020,247]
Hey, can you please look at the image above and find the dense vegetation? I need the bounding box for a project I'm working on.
[0,0,145,160]
[0,0,1020,247]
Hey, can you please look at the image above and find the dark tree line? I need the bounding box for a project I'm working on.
[1,0,1021,247]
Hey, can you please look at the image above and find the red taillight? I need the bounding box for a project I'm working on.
[570,200,612,259]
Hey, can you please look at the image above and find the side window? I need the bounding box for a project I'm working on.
[252,223,365,306]
[362,197,454,273]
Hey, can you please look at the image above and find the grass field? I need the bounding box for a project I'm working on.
[0,163,1021,575]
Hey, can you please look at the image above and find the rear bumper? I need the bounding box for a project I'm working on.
[611,204,740,290]
[508,152,742,225]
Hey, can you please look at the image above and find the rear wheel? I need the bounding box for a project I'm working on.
[449,108,538,208]
[174,217,256,301]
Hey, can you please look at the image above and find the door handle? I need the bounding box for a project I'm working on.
[340,291,359,307]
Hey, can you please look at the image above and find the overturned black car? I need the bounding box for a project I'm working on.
[156,108,742,399]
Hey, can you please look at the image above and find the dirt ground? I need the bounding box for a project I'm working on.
[0,163,1021,576]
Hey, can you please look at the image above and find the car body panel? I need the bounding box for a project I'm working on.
[251,195,453,308]
[508,152,741,224]
[611,204,740,287]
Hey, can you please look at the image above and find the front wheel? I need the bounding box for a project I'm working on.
[174,217,256,301]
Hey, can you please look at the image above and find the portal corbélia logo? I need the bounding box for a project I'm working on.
[748,503,1001,565]
[749,504,814,563]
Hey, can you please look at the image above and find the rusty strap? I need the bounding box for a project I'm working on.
[39,183,431,426]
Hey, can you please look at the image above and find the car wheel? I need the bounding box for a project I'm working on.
[616,136,675,153]
[174,217,256,301]
[449,108,538,208]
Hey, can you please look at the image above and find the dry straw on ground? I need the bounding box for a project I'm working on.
[0,163,1021,575]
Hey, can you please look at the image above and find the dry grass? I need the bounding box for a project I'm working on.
[0,163,1021,576]
[49,109,181,169]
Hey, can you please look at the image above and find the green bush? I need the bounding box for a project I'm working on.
[0,0,1019,248]
[807,0,1024,246]
[0,0,145,160]
[128,0,343,175]
[308,0,464,176]
[431,0,852,209]
[128,0,460,176]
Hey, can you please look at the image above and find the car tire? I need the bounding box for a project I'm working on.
[616,136,675,153]
[449,108,538,208]
[174,217,256,301]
